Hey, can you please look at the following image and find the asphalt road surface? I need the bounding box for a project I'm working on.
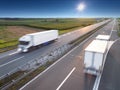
[98,21,120,90]
[20,20,117,90]
[98,39,120,90]
[0,20,109,77]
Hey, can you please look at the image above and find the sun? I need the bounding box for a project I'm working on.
[77,2,86,11]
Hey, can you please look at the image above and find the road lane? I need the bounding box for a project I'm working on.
[0,56,24,68]
[56,67,76,90]
[98,19,120,90]
[98,39,120,90]
[93,19,119,90]
[0,49,18,59]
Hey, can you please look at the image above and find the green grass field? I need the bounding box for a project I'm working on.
[117,18,120,37]
[0,18,98,31]
[0,26,18,50]
[0,18,103,52]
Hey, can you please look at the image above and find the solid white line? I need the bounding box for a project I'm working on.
[56,67,76,90]
[93,19,118,90]
[9,51,19,56]
[110,19,116,37]
[0,56,7,59]
[112,30,117,32]
[93,44,110,90]
[93,39,119,90]
[19,30,95,90]
[0,56,24,68]
[0,50,18,59]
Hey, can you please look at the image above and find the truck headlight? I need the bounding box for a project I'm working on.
[18,48,22,52]
[23,49,28,52]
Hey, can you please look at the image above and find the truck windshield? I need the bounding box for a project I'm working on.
[19,41,29,45]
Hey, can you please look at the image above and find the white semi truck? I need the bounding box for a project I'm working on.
[96,35,110,41]
[84,40,108,75]
[18,30,58,52]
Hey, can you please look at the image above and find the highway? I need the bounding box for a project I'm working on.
[0,20,109,77]
[98,39,120,90]
[98,20,120,90]
[20,20,118,90]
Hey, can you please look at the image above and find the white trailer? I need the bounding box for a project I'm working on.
[84,40,108,75]
[96,35,110,41]
[18,30,58,52]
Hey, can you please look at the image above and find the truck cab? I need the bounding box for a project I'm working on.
[18,35,32,52]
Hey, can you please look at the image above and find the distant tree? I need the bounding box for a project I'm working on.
[43,19,47,22]
[55,19,59,23]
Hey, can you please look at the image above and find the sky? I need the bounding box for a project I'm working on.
[0,0,120,18]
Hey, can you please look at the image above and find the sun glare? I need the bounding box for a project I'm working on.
[77,2,86,11]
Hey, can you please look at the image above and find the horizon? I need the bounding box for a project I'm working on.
[0,16,114,19]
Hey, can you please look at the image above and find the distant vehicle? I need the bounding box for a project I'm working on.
[84,40,108,75]
[96,35,110,41]
[18,30,58,52]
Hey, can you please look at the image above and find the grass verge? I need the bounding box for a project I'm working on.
[117,18,120,37]
[0,71,25,88]
[69,21,109,45]
[0,41,18,53]
[59,26,83,35]
[3,61,54,90]
[117,21,120,37]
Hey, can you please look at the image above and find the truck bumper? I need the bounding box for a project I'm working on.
[84,68,100,76]
[18,47,28,52]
